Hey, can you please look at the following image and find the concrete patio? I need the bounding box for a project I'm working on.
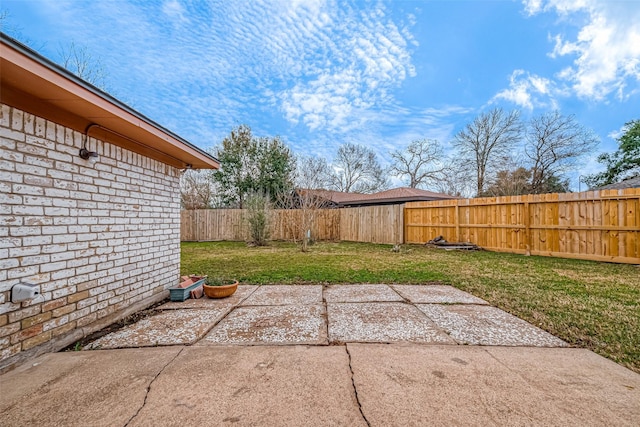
[83,284,567,349]
[1,284,639,426]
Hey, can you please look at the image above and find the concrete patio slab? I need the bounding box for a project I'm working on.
[347,343,640,426]
[200,304,327,345]
[241,284,322,306]
[85,308,229,349]
[417,304,568,347]
[0,347,182,427]
[2,282,637,426]
[158,285,258,310]
[128,346,366,427]
[327,302,456,344]
[392,284,488,304]
[324,284,404,303]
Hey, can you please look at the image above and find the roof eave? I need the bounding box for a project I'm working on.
[0,32,219,170]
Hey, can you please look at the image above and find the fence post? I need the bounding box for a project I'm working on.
[403,205,407,244]
[524,200,531,256]
[455,199,460,242]
[398,204,404,244]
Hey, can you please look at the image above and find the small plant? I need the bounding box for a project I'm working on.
[245,192,272,246]
[202,276,238,298]
[206,278,237,286]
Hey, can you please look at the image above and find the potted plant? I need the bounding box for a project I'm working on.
[202,278,239,298]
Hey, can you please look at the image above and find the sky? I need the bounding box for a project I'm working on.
[2,0,639,191]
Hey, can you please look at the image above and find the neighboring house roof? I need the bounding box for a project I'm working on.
[364,187,457,204]
[299,187,456,207]
[596,176,640,190]
[299,189,373,205]
[0,32,219,170]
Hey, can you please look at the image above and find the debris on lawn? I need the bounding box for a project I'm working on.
[190,286,204,299]
[426,236,482,251]
[169,275,207,301]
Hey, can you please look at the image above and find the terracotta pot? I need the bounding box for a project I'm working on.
[203,280,238,298]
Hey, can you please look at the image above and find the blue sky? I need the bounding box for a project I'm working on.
[3,0,639,190]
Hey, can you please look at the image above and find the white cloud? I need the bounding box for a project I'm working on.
[345,105,473,159]
[280,103,471,170]
[523,0,544,15]
[281,70,359,130]
[277,2,416,132]
[607,124,627,141]
[522,0,640,100]
[20,0,417,151]
[493,70,562,109]
[161,0,189,24]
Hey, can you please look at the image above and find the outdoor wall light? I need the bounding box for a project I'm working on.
[80,123,99,163]
[76,122,188,168]
[79,147,99,160]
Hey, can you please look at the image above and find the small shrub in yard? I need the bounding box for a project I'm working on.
[245,192,271,246]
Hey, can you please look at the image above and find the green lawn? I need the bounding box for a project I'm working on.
[181,241,640,373]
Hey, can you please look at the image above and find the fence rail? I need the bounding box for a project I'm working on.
[181,188,639,264]
[405,188,640,264]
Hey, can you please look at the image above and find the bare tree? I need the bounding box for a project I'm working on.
[1,11,40,49]
[0,10,10,28]
[526,111,599,193]
[432,158,475,198]
[389,139,446,188]
[58,41,108,90]
[180,170,215,209]
[280,156,333,252]
[330,143,388,193]
[483,167,532,196]
[295,155,333,190]
[453,108,522,196]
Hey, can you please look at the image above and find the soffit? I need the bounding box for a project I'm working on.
[1,36,219,169]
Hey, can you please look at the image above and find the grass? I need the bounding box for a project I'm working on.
[181,241,640,373]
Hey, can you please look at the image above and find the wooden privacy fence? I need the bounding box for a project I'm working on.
[278,206,403,243]
[405,188,640,264]
[181,208,340,242]
[181,209,247,241]
[181,205,403,244]
[339,205,404,244]
[181,189,639,263]
[180,205,404,244]
[271,209,341,241]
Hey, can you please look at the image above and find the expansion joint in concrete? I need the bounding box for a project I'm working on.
[345,344,371,427]
[123,348,184,427]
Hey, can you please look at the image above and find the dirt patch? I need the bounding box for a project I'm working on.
[60,298,169,351]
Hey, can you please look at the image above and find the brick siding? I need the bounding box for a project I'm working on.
[0,104,181,367]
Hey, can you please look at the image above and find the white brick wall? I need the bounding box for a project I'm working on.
[0,104,182,364]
